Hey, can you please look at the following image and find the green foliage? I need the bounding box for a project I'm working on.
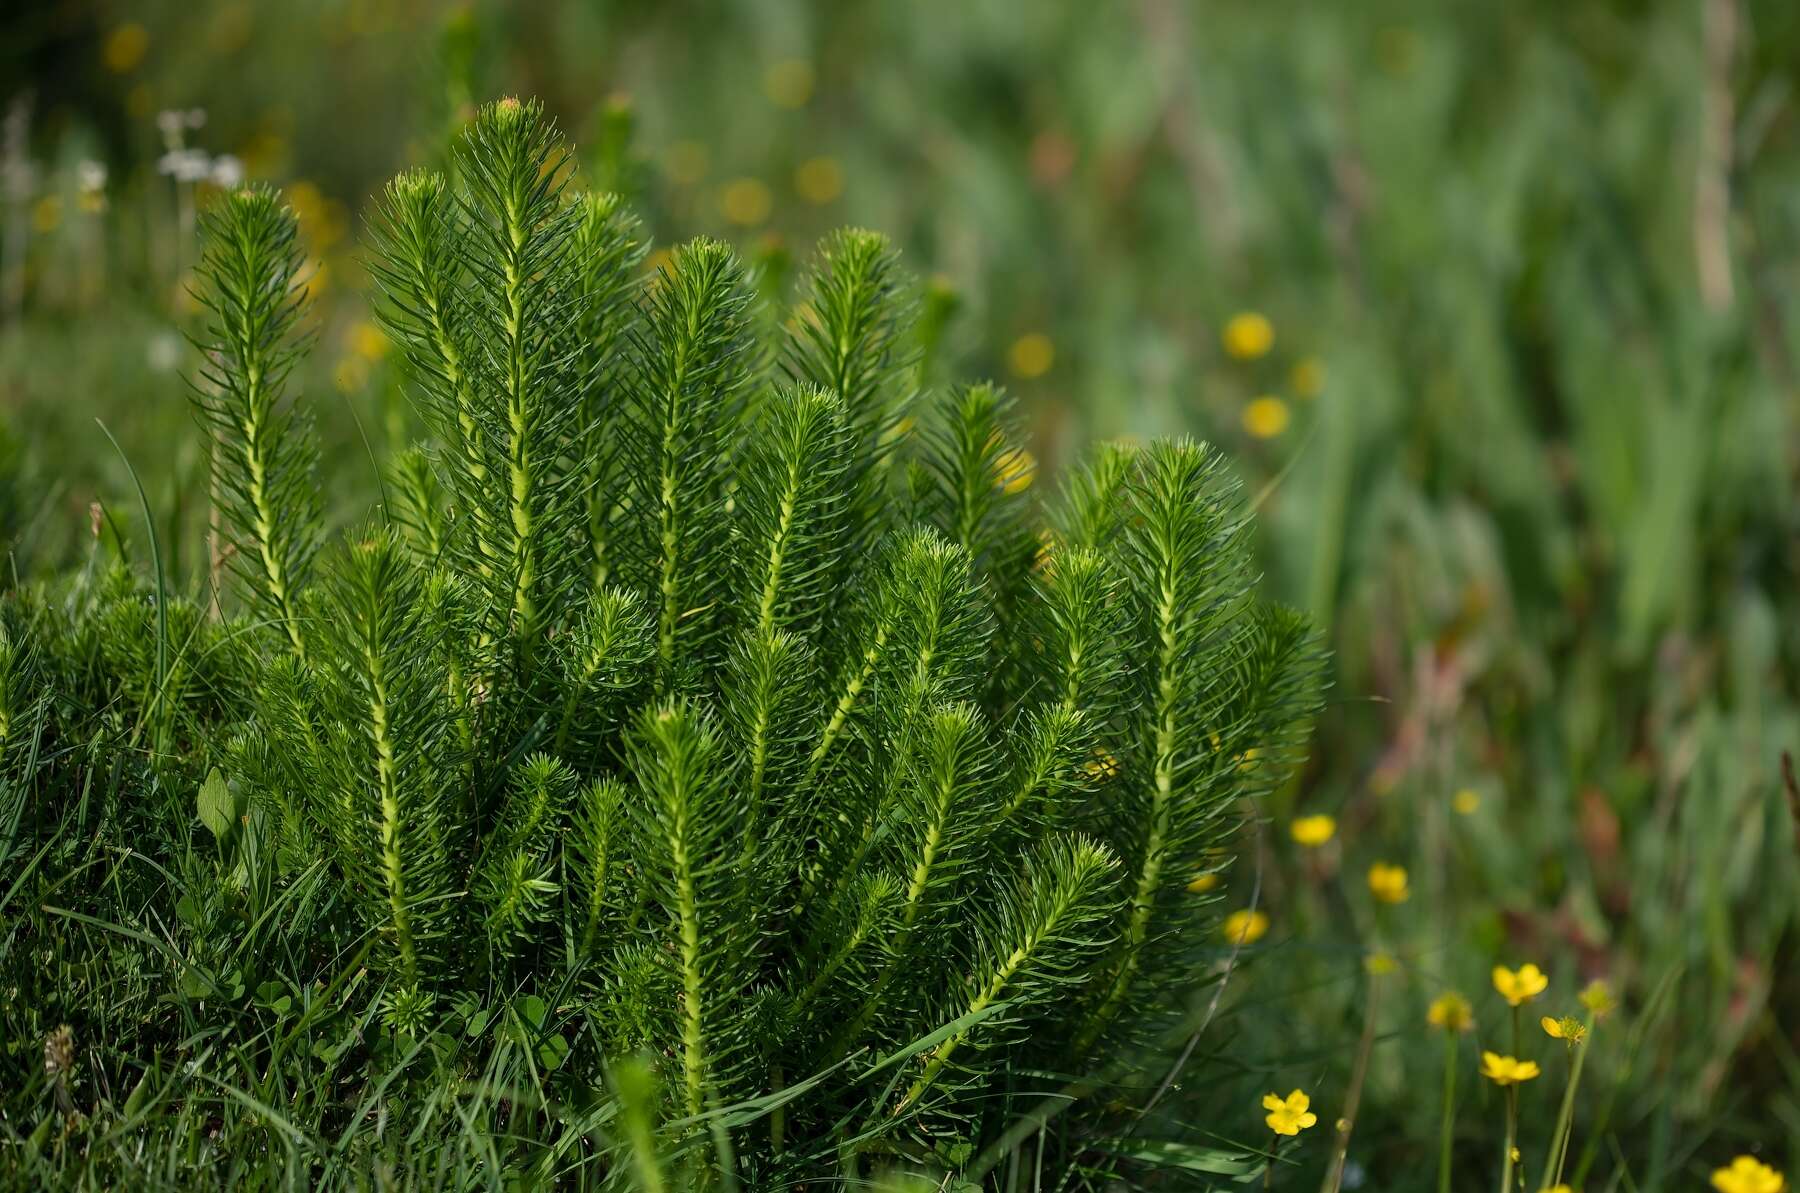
[0,100,1320,1187]
[190,184,321,660]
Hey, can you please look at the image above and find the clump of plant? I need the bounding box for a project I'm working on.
[4,98,1320,1185]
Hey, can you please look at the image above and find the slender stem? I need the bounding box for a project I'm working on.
[1319,967,1381,1193]
[1542,1015,1595,1185]
[1078,560,1183,1050]
[1437,1032,1458,1193]
[1498,1087,1517,1193]
[1266,1134,1279,1190]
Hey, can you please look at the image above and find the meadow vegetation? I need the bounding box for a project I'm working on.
[3,2,1799,1189]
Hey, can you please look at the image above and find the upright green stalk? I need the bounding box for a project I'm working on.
[1081,563,1180,1036]
[1437,1035,1458,1193]
[1499,1088,1518,1193]
[1542,1013,1596,1186]
[190,185,320,660]
[364,629,417,981]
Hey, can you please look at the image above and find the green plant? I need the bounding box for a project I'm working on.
[2,98,1319,1187]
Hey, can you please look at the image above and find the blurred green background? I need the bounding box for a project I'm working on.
[5,0,1798,1183]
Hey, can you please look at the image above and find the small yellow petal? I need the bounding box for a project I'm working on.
[103,23,150,73]
[1008,332,1055,380]
[1242,396,1290,439]
[720,178,773,227]
[1290,814,1336,847]
[1222,311,1274,360]
[1222,909,1269,946]
[1367,862,1410,904]
[794,155,843,205]
[764,59,815,109]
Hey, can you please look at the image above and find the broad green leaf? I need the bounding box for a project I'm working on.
[197,767,235,839]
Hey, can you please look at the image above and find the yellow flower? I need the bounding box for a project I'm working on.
[1711,1156,1787,1193]
[794,156,843,205]
[1008,332,1055,380]
[1222,909,1268,946]
[1479,1052,1540,1087]
[1453,788,1481,815]
[1492,963,1549,1007]
[720,178,773,227]
[286,180,346,252]
[1540,1186,1573,1193]
[1291,355,1326,398]
[1426,991,1473,1034]
[1261,1089,1318,1136]
[103,23,150,74]
[1290,814,1336,847]
[764,59,815,109]
[1222,311,1274,360]
[1242,396,1290,439]
[1365,950,1397,976]
[1578,979,1616,1017]
[993,447,1036,495]
[1541,1016,1587,1045]
[345,319,389,361]
[1367,862,1410,904]
[1081,748,1119,782]
[1186,871,1219,894]
[333,356,370,394]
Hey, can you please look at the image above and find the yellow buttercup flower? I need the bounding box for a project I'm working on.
[1290,814,1336,847]
[1578,979,1616,1017]
[1541,1016,1586,1045]
[1186,871,1219,894]
[1453,788,1481,815]
[1492,963,1549,1007]
[720,178,773,227]
[1261,1089,1317,1136]
[794,155,843,205]
[1007,332,1055,380]
[333,356,370,394]
[1222,909,1268,946]
[1222,311,1274,360]
[1711,1156,1787,1193]
[764,59,815,109]
[1540,1186,1573,1193]
[1367,862,1410,904]
[103,23,150,74]
[1242,396,1290,439]
[1081,748,1119,782]
[1479,1052,1540,1087]
[346,319,389,361]
[1426,991,1473,1033]
[993,447,1036,494]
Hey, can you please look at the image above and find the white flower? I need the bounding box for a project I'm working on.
[76,160,108,193]
[158,149,213,184]
[210,155,244,188]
